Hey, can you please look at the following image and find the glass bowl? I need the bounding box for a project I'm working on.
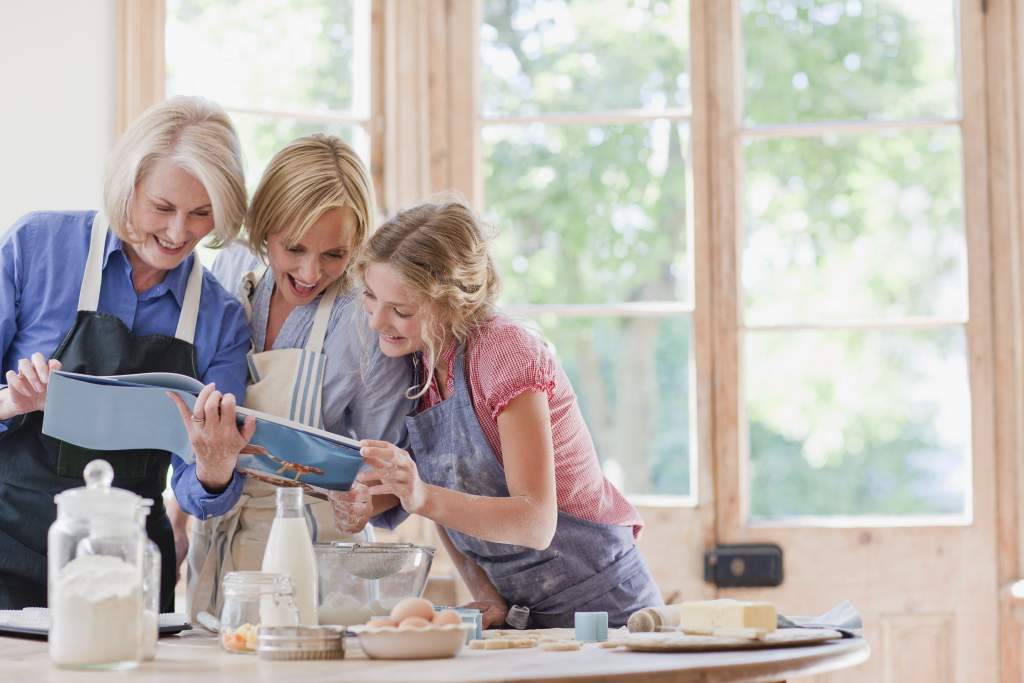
[315,542,434,626]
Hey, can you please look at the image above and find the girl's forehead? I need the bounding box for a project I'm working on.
[366,262,415,303]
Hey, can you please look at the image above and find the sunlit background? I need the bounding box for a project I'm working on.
[162,0,970,519]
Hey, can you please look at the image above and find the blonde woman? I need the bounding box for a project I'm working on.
[180,135,414,621]
[339,200,662,628]
[0,96,253,611]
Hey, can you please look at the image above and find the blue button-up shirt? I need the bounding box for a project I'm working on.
[0,211,250,519]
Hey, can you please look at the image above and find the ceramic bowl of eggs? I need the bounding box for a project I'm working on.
[350,597,473,660]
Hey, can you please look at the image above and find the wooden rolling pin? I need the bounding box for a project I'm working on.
[627,605,682,632]
[627,600,777,634]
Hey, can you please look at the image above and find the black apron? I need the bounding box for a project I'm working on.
[0,213,204,612]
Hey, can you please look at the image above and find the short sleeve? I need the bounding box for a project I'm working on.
[474,323,556,421]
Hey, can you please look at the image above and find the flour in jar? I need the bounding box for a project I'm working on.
[50,555,142,666]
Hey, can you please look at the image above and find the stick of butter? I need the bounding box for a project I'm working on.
[677,599,776,635]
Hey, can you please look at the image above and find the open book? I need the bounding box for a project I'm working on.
[41,371,364,499]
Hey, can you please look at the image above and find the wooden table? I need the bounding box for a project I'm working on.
[0,630,869,683]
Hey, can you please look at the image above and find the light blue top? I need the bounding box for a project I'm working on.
[211,242,415,449]
[0,211,252,518]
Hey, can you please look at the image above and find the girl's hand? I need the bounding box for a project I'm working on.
[2,353,62,418]
[462,599,509,629]
[359,440,428,514]
[166,383,256,492]
[327,480,372,534]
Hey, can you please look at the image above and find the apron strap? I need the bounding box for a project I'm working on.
[77,211,204,344]
[174,255,204,345]
[306,280,340,355]
[76,212,109,312]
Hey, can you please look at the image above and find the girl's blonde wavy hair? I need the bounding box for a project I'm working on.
[356,199,500,399]
[103,96,246,247]
[246,134,375,291]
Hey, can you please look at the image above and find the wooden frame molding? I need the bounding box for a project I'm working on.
[115,0,165,136]
[985,2,1024,681]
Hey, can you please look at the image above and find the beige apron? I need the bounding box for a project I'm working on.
[186,266,362,621]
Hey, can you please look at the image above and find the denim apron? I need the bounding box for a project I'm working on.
[407,348,662,628]
[0,212,202,611]
[186,266,360,622]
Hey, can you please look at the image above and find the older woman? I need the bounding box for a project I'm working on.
[0,96,253,611]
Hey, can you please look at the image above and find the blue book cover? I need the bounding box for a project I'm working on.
[41,371,364,498]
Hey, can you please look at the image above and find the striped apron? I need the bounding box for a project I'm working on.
[186,266,360,622]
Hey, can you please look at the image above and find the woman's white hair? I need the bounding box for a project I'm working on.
[102,96,246,247]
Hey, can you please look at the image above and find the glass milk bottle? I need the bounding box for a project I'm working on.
[262,487,318,625]
[48,460,145,670]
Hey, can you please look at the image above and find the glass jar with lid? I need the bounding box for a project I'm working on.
[219,571,299,654]
[48,459,146,670]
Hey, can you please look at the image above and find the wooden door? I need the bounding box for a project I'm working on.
[707,1,1001,681]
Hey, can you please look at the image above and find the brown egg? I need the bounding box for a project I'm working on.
[366,618,397,628]
[390,597,435,623]
[432,609,462,626]
[398,616,432,630]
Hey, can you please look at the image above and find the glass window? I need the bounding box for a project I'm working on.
[481,0,694,500]
[166,0,372,197]
[740,0,968,518]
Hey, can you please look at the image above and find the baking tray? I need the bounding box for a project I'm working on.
[0,610,189,640]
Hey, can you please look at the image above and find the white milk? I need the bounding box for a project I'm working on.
[262,516,318,625]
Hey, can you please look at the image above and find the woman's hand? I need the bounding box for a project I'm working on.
[0,353,62,419]
[327,480,372,534]
[462,598,509,629]
[359,440,429,514]
[166,383,256,492]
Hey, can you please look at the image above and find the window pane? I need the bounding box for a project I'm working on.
[484,121,692,305]
[166,0,370,115]
[742,127,966,324]
[742,0,957,124]
[230,113,367,193]
[745,327,969,518]
[525,314,692,497]
[481,0,689,116]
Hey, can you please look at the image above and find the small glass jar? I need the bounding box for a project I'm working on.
[219,571,299,654]
[48,460,145,670]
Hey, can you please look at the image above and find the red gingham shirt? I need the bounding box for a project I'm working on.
[418,316,642,537]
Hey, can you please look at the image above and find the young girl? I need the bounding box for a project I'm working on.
[344,199,662,628]
[173,135,415,620]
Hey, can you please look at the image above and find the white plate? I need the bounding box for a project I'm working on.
[351,623,472,660]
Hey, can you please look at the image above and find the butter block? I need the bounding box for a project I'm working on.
[676,599,776,635]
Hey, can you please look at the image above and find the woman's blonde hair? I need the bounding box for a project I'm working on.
[103,96,246,247]
[356,199,500,398]
[246,134,375,290]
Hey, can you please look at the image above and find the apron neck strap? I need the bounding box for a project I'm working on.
[174,255,204,345]
[78,212,204,344]
[76,212,109,313]
[306,281,340,355]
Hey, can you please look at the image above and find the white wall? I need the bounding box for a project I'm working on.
[0,1,116,233]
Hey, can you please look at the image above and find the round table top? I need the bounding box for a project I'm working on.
[0,630,870,683]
